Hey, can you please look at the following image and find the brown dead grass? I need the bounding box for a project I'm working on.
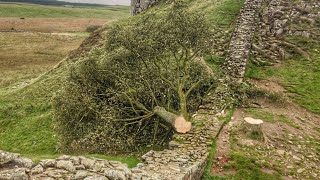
[0,32,87,88]
[0,18,108,32]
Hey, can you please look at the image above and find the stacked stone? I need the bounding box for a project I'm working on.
[222,0,264,81]
[252,0,320,62]
[0,0,273,179]
[135,113,224,180]
[0,112,223,180]
[197,0,265,116]
[131,0,161,16]
[0,152,145,180]
[0,150,33,179]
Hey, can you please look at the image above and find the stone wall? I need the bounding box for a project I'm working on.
[222,0,264,82]
[131,0,161,15]
[200,0,264,115]
[0,112,223,180]
[0,0,267,179]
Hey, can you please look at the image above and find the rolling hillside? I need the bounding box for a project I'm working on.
[0,0,319,179]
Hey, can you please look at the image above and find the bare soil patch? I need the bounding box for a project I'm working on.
[250,79,287,93]
[211,112,238,176]
[236,79,319,179]
[0,18,108,32]
[211,78,320,179]
[250,79,320,136]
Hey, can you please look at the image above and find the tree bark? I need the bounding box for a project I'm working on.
[154,106,192,133]
[243,117,264,141]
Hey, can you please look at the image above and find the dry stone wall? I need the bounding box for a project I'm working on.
[201,0,264,115]
[222,0,264,82]
[0,113,223,180]
[0,0,267,179]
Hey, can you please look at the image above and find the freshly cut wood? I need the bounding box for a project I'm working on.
[154,106,192,133]
[243,117,264,140]
[174,116,192,134]
[244,117,263,125]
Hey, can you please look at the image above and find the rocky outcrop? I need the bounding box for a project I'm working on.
[252,0,320,64]
[131,0,161,15]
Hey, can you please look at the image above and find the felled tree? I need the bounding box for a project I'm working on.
[53,3,216,153]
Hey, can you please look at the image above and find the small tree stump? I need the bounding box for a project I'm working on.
[243,117,264,140]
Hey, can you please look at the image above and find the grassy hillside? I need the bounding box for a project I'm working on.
[0,3,129,19]
[0,2,133,163]
[1,0,318,178]
[0,0,242,162]
[0,32,87,88]
[0,0,114,6]
[246,37,320,113]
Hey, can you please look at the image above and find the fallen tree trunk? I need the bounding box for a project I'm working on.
[154,106,192,133]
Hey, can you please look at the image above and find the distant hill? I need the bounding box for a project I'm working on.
[0,0,111,6]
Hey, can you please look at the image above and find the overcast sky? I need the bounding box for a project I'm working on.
[58,0,130,6]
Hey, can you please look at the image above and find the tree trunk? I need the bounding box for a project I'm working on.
[154,106,192,133]
[243,117,264,141]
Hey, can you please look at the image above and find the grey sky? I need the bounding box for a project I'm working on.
[58,0,130,6]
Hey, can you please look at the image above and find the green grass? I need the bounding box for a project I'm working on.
[203,108,282,179]
[0,2,131,164]
[0,63,142,167]
[203,108,233,179]
[205,55,225,73]
[276,57,320,113]
[202,0,245,75]
[0,3,129,19]
[0,0,245,170]
[245,62,275,80]
[207,0,245,27]
[222,153,282,180]
[0,96,56,154]
[203,140,217,180]
[205,152,281,180]
[244,108,299,128]
[245,36,320,113]
[0,67,63,158]
[275,36,320,113]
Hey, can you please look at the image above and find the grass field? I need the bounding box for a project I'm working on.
[246,36,320,113]
[0,18,109,32]
[1,0,318,177]
[0,3,129,19]
[0,3,136,165]
[0,32,87,88]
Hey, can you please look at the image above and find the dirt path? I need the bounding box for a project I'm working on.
[211,79,320,179]
[211,112,238,176]
[250,79,320,137]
